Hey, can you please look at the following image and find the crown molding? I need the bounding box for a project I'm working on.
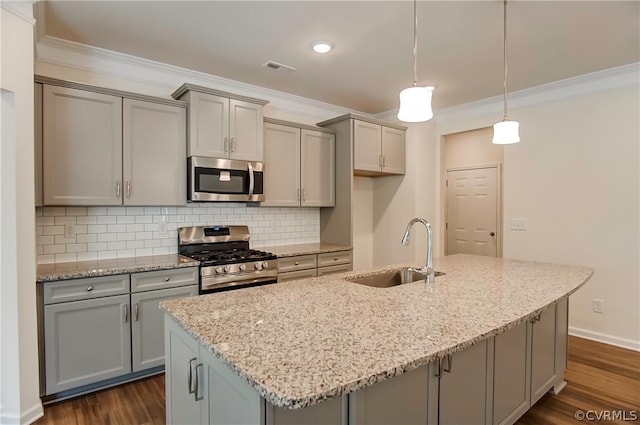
[436,62,640,126]
[35,35,358,122]
[1,1,36,26]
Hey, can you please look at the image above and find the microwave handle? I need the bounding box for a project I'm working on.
[247,162,255,199]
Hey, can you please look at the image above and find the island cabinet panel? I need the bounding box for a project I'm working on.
[437,339,492,425]
[44,294,131,394]
[266,397,346,425]
[43,85,123,206]
[122,99,187,206]
[349,365,430,425]
[493,321,531,425]
[530,306,557,404]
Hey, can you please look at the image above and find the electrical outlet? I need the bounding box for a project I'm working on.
[592,299,604,314]
[511,218,528,231]
[158,221,168,236]
[64,223,76,238]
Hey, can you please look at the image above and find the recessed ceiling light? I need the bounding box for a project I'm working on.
[311,41,333,54]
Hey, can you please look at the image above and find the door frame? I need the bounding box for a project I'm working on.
[444,163,503,257]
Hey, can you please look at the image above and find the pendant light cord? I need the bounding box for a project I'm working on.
[503,0,508,120]
[413,0,418,87]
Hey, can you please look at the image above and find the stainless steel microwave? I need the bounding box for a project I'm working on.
[188,156,265,202]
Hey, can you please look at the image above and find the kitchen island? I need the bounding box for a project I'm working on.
[161,254,593,425]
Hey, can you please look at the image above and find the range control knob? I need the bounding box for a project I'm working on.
[239,264,247,271]
[254,262,263,270]
[215,266,223,274]
[223,265,231,273]
[262,261,269,269]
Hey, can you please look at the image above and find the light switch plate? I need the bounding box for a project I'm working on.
[511,218,527,231]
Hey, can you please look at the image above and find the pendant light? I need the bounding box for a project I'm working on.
[492,0,520,144]
[397,0,434,123]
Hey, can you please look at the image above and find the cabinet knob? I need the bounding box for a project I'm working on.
[164,276,171,282]
[334,257,338,261]
[86,286,94,292]
[294,261,300,266]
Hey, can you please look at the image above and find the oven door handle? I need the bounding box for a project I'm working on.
[247,162,255,199]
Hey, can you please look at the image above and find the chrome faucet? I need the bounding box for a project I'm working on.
[401,217,435,283]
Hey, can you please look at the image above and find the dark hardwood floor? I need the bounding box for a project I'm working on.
[34,336,639,425]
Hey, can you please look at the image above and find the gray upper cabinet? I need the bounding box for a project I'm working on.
[123,99,186,205]
[43,84,123,206]
[263,120,335,207]
[353,119,405,176]
[39,78,188,206]
[35,83,43,207]
[172,84,268,162]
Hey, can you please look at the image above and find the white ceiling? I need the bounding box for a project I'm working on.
[38,1,640,114]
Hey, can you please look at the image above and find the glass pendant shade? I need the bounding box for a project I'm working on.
[397,86,434,122]
[492,120,520,144]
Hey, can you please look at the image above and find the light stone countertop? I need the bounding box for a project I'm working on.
[36,254,199,283]
[260,243,352,258]
[161,254,593,410]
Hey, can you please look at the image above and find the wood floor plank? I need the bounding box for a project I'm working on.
[34,337,639,425]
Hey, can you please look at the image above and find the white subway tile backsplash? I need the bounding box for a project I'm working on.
[36,204,320,264]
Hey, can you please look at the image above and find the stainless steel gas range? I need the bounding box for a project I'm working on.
[178,225,277,294]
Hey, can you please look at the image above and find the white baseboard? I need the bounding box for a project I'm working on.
[0,402,44,425]
[569,326,640,352]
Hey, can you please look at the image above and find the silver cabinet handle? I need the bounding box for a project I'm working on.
[297,188,301,201]
[123,304,129,323]
[86,286,94,292]
[530,314,541,323]
[302,188,306,202]
[224,137,229,152]
[126,181,131,198]
[382,155,386,167]
[247,162,255,198]
[435,358,443,378]
[230,138,236,152]
[188,357,197,394]
[378,155,382,167]
[164,276,171,282]
[116,180,121,198]
[134,303,139,321]
[194,363,204,401]
[443,354,453,373]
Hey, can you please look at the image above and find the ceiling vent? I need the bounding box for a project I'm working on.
[262,61,296,74]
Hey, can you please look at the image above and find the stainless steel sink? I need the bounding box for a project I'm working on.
[347,268,446,288]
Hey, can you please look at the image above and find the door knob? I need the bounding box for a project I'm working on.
[490,232,496,237]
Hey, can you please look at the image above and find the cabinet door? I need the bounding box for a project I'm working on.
[44,295,131,394]
[493,321,531,425]
[380,126,405,175]
[35,83,43,207]
[188,91,229,158]
[43,85,122,205]
[131,285,197,372]
[123,99,187,206]
[353,120,381,173]
[439,340,489,425]
[229,99,264,161]
[263,123,301,207]
[165,315,207,425]
[530,307,557,404]
[301,130,335,207]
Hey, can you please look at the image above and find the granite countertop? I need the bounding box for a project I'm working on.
[37,254,199,283]
[261,243,352,257]
[161,254,593,410]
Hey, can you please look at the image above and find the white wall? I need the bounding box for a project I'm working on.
[352,177,374,270]
[0,2,43,423]
[436,65,640,350]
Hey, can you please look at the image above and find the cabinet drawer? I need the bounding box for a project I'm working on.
[317,250,353,267]
[278,269,318,283]
[277,255,317,273]
[131,267,199,292]
[44,274,130,305]
[317,263,353,276]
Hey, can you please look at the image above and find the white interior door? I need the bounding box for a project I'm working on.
[446,166,499,256]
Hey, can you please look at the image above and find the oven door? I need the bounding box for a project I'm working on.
[188,156,264,202]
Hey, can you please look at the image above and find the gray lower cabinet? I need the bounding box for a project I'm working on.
[42,267,198,398]
[530,305,558,404]
[132,285,198,372]
[44,293,131,394]
[493,321,531,425]
[277,250,352,283]
[436,339,491,425]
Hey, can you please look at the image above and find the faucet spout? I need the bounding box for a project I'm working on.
[401,217,435,283]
